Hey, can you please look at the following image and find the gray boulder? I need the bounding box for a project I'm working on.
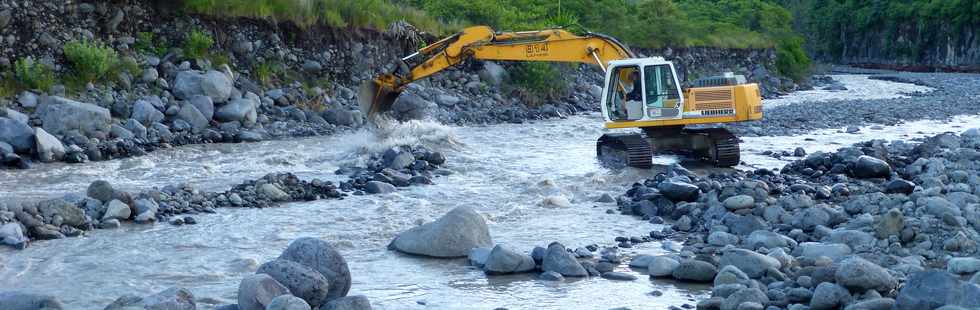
[87,180,114,202]
[34,128,65,162]
[390,93,433,121]
[257,259,330,308]
[3,108,28,124]
[258,184,290,202]
[323,109,356,126]
[720,288,768,310]
[672,259,717,282]
[216,98,257,123]
[483,244,536,274]
[18,91,38,108]
[141,287,196,310]
[278,237,351,301]
[189,96,215,120]
[37,96,111,137]
[102,199,131,221]
[267,295,311,310]
[478,61,508,86]
[364,181,395,194]
[389,206,492,258]
[719,248,781,278]
[708,231,740,246]
[0,117,35,153]
[468,247,491,267]
[896,271,980,309]
[851,156,891,178]
[648,256,680,277]
[110,124,135,140]
[0,223,28,249]
[844,298,895,310]
[811,282,851,310]
[125,119,148,139]
[800,242,851,260]
[949,257,980,274]
[177,103,210,133]
[322,295,372,310]
[132,99,165,126]
[542,242,588,277]
[174,70,233,103]
[745,230,797,249]
[723,195,755,210]
[237,273,289,310]
[659,180,700,202]
[0,291,64,310]
[37,199,86,227]
[834,256,898,292]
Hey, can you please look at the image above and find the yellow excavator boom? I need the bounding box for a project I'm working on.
[359,26,635,116]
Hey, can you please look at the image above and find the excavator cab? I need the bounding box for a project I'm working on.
[601,58,684,123]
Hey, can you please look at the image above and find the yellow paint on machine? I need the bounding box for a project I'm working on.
[604,83,763,129]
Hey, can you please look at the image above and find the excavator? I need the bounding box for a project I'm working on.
[359,26,763,168]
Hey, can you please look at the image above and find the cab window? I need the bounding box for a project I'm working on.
[605,66,641,120]
[644,64,679,108]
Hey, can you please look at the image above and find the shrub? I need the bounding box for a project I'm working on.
[183,30,214,60]
[775,36,812,82]
[508,62,569,106]
[12,57,56,91]
[135,31,168,56]
[63,39,118,82]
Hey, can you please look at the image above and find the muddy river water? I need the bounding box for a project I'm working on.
[1,75,976,309]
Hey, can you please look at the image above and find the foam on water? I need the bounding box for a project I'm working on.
[763,74,934,108]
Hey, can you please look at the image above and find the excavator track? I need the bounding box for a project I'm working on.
[597,133,653,169]
[684,128,740,167]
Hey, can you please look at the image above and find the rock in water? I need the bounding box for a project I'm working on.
[648,256,680,277]
[0,116,35,153]
[37,199,86,227]
[258,183,290,202]
[483,244,536,274]
[672,260,718,282]
[177,103,210,133]
[238,273,290,310]
[658,180,700,202]
[541,242,588,277]
[322,295,373,310]
[810,282,850,310]
[87,180,114,203]
[364,181,396,194]
[834,256,898,292]
[215,98,258,123]
[389,206,492,258]
[468,247,491,267]
[0,291,64,310]
[36,96,111,137]
[173,70,233,103]
[718,248,781,278]
[851,156,891,178]
[0,223,29,249]
[34,128,65,162]
[257,259,330,307]
[266,295,311,310]
[141,287,196,310]
[102,199,132,221]
[278,237,352,301]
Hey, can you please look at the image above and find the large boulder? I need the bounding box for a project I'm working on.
[87,180,114,202]
[851,156,891,178]
[542,242,588,277]
[672,259,718,282]
[323,109,356,126]
[238,273,290,310]
[174,70,233,103]
[718,248,781,278]
[478,61,508,86]
[278,237,351,301]
[257,259,330,307]
[36,96,111,137]
[33,128,65,162]
[648,256,680,277]
[389,92,433,121]
[948,257,980,274]
[483,244,536,274]
[810,282,851,310]
[720,287,769,310]
[0,117,34,153]
[0,291,64,310]
[267,295,311,310]
[189,95,215,120]
[215,98,257,124]
[177,103,210,133]
[102,199,132,221]
[834,256,898,292]
[131,98,165,126]
[141,287,196,310]
[745,230,797,249]
[37,199,86,227]
[389,206,492,258]
[0,223,29,249]
[895,271,980,309]
[659,180,700,202]
[322,295,373,310]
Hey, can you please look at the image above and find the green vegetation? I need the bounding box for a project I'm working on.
[182,0,445,33]
[135,31,169,56]
[782,0,980,61]
[508,62,571,106]
[12,57,56,92]
[183,29,215,60]
[63,39,118,83]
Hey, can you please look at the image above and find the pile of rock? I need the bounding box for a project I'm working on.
[0,173,344,249]
[339,145,448,195]
[610,129,980,309]
[231,237,371,310]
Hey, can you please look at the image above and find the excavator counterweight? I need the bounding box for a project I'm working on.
[359,26,763,167]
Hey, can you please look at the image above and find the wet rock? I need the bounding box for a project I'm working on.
[672,259,717,282]
[884,179,915,194]
[257,259,330,308]
[174,70,233,103]
[0,117,36,153]
[36,96,111,137]
[323,109,357,127]
[87,180,115,203]
[601,272,638,281]
[390,93,433,121]
[390,206,492,258]
[468,247,491,267]
[719,248,781,278]
[189,96,215,121]
[948,257,980,274]
[322,295,372,310]
[364,181,395,194]
[238,273,289,310]
[34,128,65,162]
[0,291,64,310]
[483,244,536,274]
[278,237,351,301]
[720,287,768,310]
[540,271,564,281]
[0,223,28,249]
[659,180,700,202]
[102,199,131,221]
[37,199,85,227]
[266,295,311,310]
[258,184,290,202]
[177,103,210,133]
[851,156,891,178]
[142,287,196,310]
[835,256,898,292]
[811,282,850,310]
[542,242,588,277]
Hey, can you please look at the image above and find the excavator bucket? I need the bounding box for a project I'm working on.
[358,78,402,118]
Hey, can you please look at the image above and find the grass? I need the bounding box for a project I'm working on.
[12,57,56,92]
[135,31,169,56]
[183,29,215,60]
[63,39,118,83]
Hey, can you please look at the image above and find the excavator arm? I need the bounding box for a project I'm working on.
[359,26,636,116]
